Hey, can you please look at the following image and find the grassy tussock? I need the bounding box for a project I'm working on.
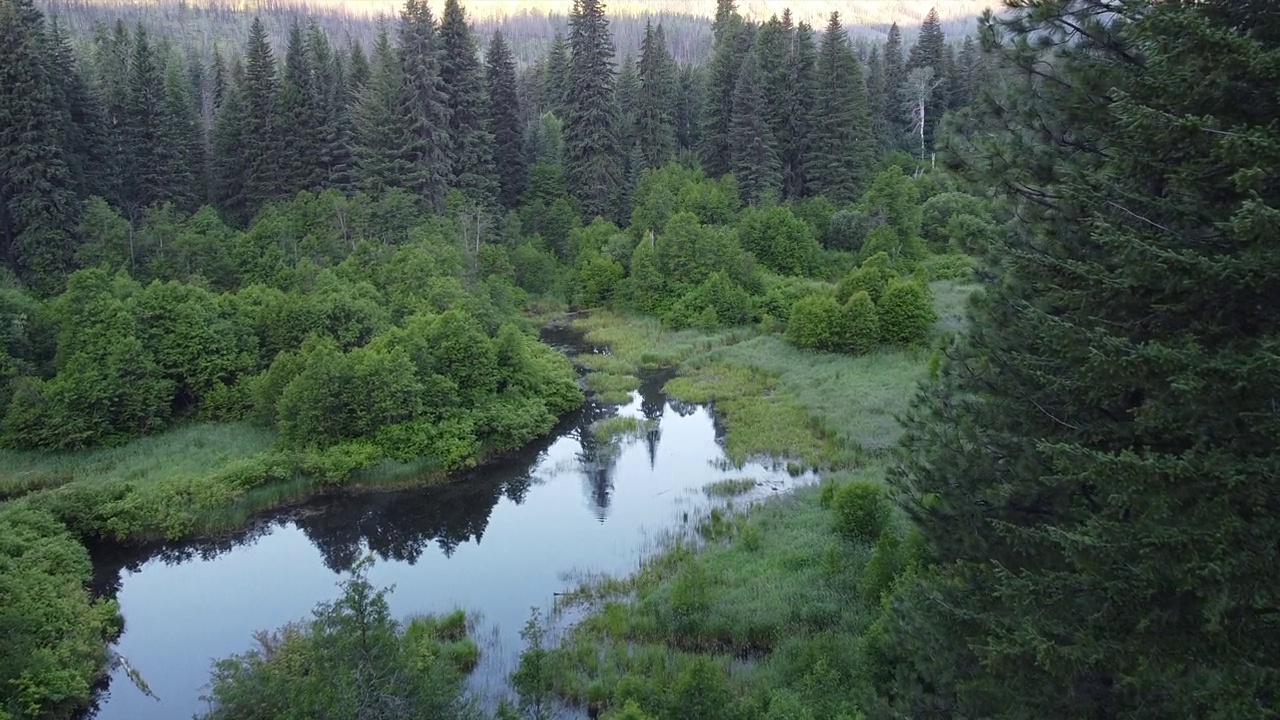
[584,371,641,405]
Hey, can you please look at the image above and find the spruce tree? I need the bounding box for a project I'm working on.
[308,20,355,192]
[91,19,132,208]
[0,0,79,292]
[781,20,817,199]
[440,0,497,204]
[563,0,622,222]
[674,63,702,161]
[485,30,526,208]
[865,46,890,152]
[212,57,251,224]
[277,19,321,196]
[882,22,906,149]
[122,24,178,220]
[347,36,371,96]
[907,7,949,151]
[161,53,202,210]
[48,16,110,203]
[542,33,571,117]
[210,45,227,109]
[807,12,873,203]
[242,16,283,214]
[615,53,640,162]
[636,21,676,170]
[355,26,412,198]
[729,46,780,206]
[753,16,790,173]
[397,0,452,211]
[877,2,1280,717]
[699,6,752,178]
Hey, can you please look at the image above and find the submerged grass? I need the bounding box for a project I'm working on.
[703,478,759,498]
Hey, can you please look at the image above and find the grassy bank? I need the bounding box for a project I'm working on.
[527,282,976,719]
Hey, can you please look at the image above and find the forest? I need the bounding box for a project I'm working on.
[2,0,1277,718]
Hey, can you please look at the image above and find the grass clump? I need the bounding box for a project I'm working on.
[590,416,656,445]
[703,478,758,498]
[585,371,641,404]
[574,311,754,372]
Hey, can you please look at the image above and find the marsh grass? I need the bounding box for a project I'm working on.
[584,371,641,405]
[574,312,756,371]
[0,422,276,499]
[702,478,758,498]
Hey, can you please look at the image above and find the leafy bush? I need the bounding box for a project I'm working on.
[571,252,626,308]
[877,278,936,345]
[667,657,734,720]
[921,253,977,281]
[826,208,874,252]
[841,291,880,356]
[737,205,820,276]
[665,271,755,330]
[785,295,844,352]
[832,480,890,543]
[835,252,894,304]
[920,192,990,250]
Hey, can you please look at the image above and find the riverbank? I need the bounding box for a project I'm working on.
[518,281,973,719]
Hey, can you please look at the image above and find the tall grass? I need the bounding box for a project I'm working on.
[0,422,276,500]
[574,312,756,373]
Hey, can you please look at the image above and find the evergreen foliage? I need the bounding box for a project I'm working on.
[563,0,622,222]
[806,13,873,204]
[397,0,453,211]
[485,30,527,209]
[728,47,781,206]
[635,21,677,171]
[439,0,497,205]
[882,2,1280,717]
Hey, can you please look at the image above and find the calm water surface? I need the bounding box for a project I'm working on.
[85,356,809,720]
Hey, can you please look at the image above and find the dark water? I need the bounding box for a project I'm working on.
[84,338,810,720]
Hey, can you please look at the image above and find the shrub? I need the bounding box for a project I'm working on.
[832,480,890,543]
[877,277,936,345]
[571,253,626,308]
[667,657,734,720]
[835,252,893,304]
[945,213,999,255]
[826,208,874,253]
[921,253,976,281]
[859,225,925,269]
[920,192,989,250]
[737,205,821,276]
[861,529,907,602]
[840,291,880,356]
[785,295,844,352]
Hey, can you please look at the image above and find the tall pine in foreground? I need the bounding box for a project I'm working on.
[563,0,621,222]
[806,12,872,203]
[875,1,1280,717]
[485,30,525,209]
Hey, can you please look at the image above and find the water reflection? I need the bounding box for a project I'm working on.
[84,356,811,720]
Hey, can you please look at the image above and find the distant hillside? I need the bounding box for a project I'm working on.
[41,0,990,66]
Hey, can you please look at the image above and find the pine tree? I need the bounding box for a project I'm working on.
[635,21,676,170]
[781,20,817,199]
[242,16,283,214]
[440,0,497,204]
[161,52,202,209]
[397,0,452,211]
[865,46,890,152]
[729,45,780,205]
[907,7,948,151]
[753,16,790,169]
[347,36,371,96]
[48,16,110,202]
[122,24,180,220]
[91,19,133,208]
[563,0,622,222]
[0,0,80,292]
[882,22,906,150]
[210,45,228,109]
[615,52,640,159]
[277,19,321,196]
[806,12,873,203]
[542,33,571,117]
[674,63,701,161]
[877,2,1280,717]
[485,30,526,208]
[699,6,752,178]
[308,20,355,192]
[355,26,411,198]
[212,57,251,224]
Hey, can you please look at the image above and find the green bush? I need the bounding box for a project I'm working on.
[737,205,820,276]
[571,252,626,308]
[826,208,874,253]
[921,253,976,281]
[832,480,890,543]
[840,291,880,356]
[835,252,893,304]
[785,294,844,352]
[666,657,734,720]
[861,529,907,602]
[920,192,989,250]
[876,278,936,345]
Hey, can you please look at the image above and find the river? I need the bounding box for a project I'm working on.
[83,338,810,720]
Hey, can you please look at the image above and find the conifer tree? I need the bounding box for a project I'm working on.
[210,45,228,109]
[242,16,284,213]
[347,36,371,96]
[397,0,452,210]
[615,53,640,160]
[865,46,890,151]
[0,0,80,292]
[277,19,321,196]
[781,20,817,199]
[440,0,497,204]
[355,26,411,198]
[636,21,676,170]
[674,63,701,160]
[212,57,251,224]
[91,19,132,207]
[699,6,752,178]
[48,16,110,203]
[308,20,355,192]
[877,2,1280,717]
[807,12,873,203]
[753,16,790,166]
[907,7,948,151]
[122,24,180,220]
[729,46,780,205]
[485,30,526,209]
[563,0,622,222]
[882,22,906,149]
[162,53,202,209]
[542,33,571,117]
